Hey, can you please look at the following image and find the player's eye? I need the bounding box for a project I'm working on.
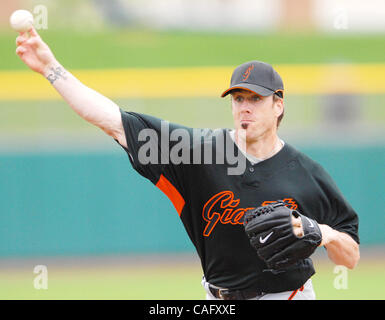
[252,95,261,102]
[234,96,243,103]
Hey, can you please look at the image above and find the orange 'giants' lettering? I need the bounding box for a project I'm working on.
[202,191,254,237]
[202,192,298,237]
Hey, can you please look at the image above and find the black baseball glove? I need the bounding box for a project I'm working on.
[243,201,322,270]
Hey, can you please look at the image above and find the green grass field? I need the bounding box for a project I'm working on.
[1,94,384,132]
[1,254,384,300]
[1,30,384,71]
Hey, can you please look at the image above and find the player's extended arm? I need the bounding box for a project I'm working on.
[293,216,359,269]
[15,27,127,148]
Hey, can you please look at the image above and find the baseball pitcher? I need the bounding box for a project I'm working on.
[15,27,360,300]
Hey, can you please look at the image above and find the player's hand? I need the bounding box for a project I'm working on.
[15,27,57,75]
[291,214,304,237]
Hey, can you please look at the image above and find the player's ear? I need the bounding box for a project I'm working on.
[273,95,284,118]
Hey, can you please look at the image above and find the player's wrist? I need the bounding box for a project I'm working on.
[43,61,68,85]
[318,224,337,247]
[42,60,60,77]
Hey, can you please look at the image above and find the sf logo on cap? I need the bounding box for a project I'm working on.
[242,64,255,81]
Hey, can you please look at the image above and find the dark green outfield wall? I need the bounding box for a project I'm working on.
[0,146,383,257]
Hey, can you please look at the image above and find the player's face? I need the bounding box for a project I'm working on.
[231,89,283,142]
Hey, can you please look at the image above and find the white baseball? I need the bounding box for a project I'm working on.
[10,10,34,33]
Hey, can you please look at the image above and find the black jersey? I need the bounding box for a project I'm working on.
[117,110,359,293]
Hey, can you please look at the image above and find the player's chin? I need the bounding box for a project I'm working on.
[239,122,260,137]
[239,121,255,131]
[237,123,259,142]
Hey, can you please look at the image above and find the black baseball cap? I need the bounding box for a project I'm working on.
[221,60,284,98]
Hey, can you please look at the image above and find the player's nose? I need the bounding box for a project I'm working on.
[238,101,253,113]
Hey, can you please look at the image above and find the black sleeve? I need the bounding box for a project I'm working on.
[116,109,194,185]
[117,110,163,184]
[312,163,360,244]
[116,110,204,216]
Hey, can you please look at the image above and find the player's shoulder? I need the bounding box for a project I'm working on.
[285,143,328,175]
[121,110,198,134]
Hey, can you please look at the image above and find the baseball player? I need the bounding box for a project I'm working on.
[15,28,360,300]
